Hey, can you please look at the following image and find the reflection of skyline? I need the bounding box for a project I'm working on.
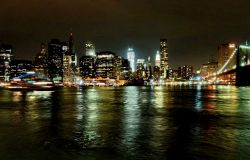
[0,86,249,159]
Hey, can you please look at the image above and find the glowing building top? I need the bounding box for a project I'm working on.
[85,41,96,57]
[155,50,160,67]
[127,47,135,72]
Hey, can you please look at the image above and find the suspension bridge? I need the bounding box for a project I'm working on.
[211,45,250,86]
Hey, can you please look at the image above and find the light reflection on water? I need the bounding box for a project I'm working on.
[0,85,250,159]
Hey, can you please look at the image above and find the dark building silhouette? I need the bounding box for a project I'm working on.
[33,43,48,79]
[48,39,63,83]
[120,58,131,80]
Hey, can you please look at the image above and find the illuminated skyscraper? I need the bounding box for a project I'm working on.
[68,33,77,66]
[155,50,160,67]
[61,42,74,84]
[85,41,96,57]
[127,48,135,72]
[160,39,169,78]
[136,59,145,78]
[96,51,115,78]
[0,44,14,81]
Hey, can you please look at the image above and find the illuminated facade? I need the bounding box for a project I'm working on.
[10,60,33,79]
[62,42,73,84]
[0,44,14,81]
[146,56,152,79]
[160,39,169,78]
[127,48,135,72]
[114,56,122,79]
[79,56,95,78]
[33,43,48,79]
[68,33,77,67]
[85,41,96,57]
[96,51,115,78]
[48,39,63,83]
[178,65,193,80]
[136,59,145,78]
[155,50,160,67]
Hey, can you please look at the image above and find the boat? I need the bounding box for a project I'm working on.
[5,79,56,91]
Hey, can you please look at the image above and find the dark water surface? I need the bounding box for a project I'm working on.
[0,85,250,160]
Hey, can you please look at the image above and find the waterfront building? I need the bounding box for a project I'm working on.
[114,56,122,79]
[120,58,131,80]
[79,56,95,78]
[10,60,33,79]
[127,48,135,72]
[168,69,179,80]
[218,43,236,69]
[48,39,63,83]
[96,51,115,78]
[160,38,169,78]
[33,43,48,79]
[178,65,193,80]
[136,59,145,78]
[0,44,14,81]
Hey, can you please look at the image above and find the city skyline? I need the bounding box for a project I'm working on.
[1,0,250,68]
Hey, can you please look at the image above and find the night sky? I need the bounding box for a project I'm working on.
[1,0,250,69]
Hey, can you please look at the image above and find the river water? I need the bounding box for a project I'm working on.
[0,85,250,160]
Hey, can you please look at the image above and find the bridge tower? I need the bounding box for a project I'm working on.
[236,45,250,86]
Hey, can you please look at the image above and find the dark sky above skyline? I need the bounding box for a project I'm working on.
[1,0,250,69]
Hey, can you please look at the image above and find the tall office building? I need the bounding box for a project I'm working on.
[33,43,48,79]
[146,56,152,78]
[0,44,14,81]
[96,51,115,78]
[85,41,96,57]
[68,33,77,66]
[79,56,95,78]
[136,59,145,78]
[114,56,122,79]
[160,39,169,78]
[127,48,135,72]
[218,43,236,69]
[48,39,63,83]
[155,50,160,67]
[178,65,193,80]
[121,58,131,80]
[61,42,74,84]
